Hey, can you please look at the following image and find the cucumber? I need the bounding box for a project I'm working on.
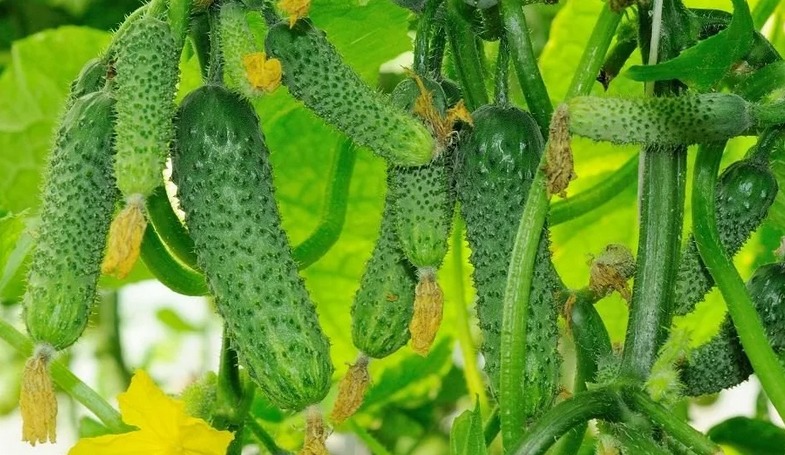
[680,262,785,396]
[265,19,436,166]
[219,1,281,97]
[567,93,756,145]
[24,91,117,351]
[456,104,561,419]
[171,84,333,412]
[67,58,106,107]
[350,187,417,360]
[21,90,117,445]
[674,141,779,316]
[102,15,180,278]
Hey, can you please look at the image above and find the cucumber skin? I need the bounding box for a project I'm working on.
[388,77,454,268]
[171,85,333,411]
[674,158,778,315]
[681,263,785,396]
[265,20,435,167]
[68,58,106,106]
[24,91,117,349]
[456,105,561,415]
[351,183,417,359]
[218,2,256,96]
[113,16,179,198]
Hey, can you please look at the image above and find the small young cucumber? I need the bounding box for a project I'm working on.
[265,19,436,166]
[171,84,333,412]
[112,15,179,199]
[456,104,561,419]
[567,93,755,145]
[66,58,106,107]
[680,262,785,396]
[674,136,779,316]
[24,90,117,351]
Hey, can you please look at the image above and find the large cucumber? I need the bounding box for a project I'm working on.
[171,85,332,412]
[456,104,561,423]
[265,19,436,166]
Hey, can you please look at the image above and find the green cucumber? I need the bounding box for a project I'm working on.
[681,262,785,396]
[23,90,117,351]
[265,19,436,166]
[567,93,756,146]
[674,134,780,316]
[351,185,417,359]
[67,58,106,106]
[456,104,561,419]
[171,84,332,411]
[112,15,180,199]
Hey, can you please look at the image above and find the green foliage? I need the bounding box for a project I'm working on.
[449,402,487,455]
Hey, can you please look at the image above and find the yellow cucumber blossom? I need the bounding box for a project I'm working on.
[68,370,233,455]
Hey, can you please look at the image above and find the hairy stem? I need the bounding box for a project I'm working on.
[566,4,622,99]
[445,0,489,110]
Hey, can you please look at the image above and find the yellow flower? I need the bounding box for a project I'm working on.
[69,370,234,455]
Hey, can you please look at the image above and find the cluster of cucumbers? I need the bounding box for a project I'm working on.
[17,0,785,452]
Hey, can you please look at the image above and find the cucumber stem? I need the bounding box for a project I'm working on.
[692,142,785,421]
[752,0,780,30]
[622,388,721,455]
[139,224,209,296]
[549,153,638,226]
[245,416,290,455]
[414,0,444,76]
[292,138,357,269]
[0,318,129,434]
[146,186,199,270]
[499,0,552,135]
[499,163,549,451]
[206,4,224,84]
[619,0,687,382]
[445,0,489,111]
[96,291,132,388]
[512,387,624,455]
[347,420,393,455]
[483,406,500,445]
[451,215,490,418]
[167,0,192,50]
[565,3,622,99]
[494,33,510,106]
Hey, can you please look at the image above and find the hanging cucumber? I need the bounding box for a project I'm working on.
[264,19,436,166]
[674,130,781,316]
[681,261,785,396]
[171,84,333,412]
[20,90,117,445]
[456,104,561,424]
[332,183,418,424]
[102,14,181,279]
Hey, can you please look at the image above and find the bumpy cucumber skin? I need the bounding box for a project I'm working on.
[113,16,179,197]
[568,93,753,145]
[681,263,785,396]
[351,186,417,359]
[388,77,454,268]
[456,105,561,415]
[218,2,256,95]
[265,20,435,167]
[674,158,778,315]
[24,91,117,350]
[171,85,333,411]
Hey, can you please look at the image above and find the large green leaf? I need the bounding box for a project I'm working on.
[708,416,785,455]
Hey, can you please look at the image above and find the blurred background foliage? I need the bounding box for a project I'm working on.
[1,0,784,453]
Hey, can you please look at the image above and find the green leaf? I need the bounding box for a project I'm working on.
[626,0,754,91]
[0,26,110,213]
[450,401,487,455]
[0,212,35,304]
[707,416,785,455]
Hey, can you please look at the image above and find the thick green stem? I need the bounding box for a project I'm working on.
[189,11,211,80]
[0,318,129,433]
[146,186,199,270]
[512,388,624,455]
[623,388,721,455]
[445,0,489,110]
[206,4,223,84]
[451,215,490,417]
[549,154,638,226]
[752,0,780,30]
[692,142,785,420]
[139,224,209,296]
[347,420,393,455]
[146,0,168,18]
[292,138,357,269]
[168,0,192,50]
[494,33,510,106]
[414,0,444,76]
[620,0,687,381]
[97,291,132,388]
[483,406,500,445]
[499,166,549,451]
[499,0,552,135]
[566,4,622,99]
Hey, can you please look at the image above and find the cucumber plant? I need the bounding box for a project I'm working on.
[6,0,785,454]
